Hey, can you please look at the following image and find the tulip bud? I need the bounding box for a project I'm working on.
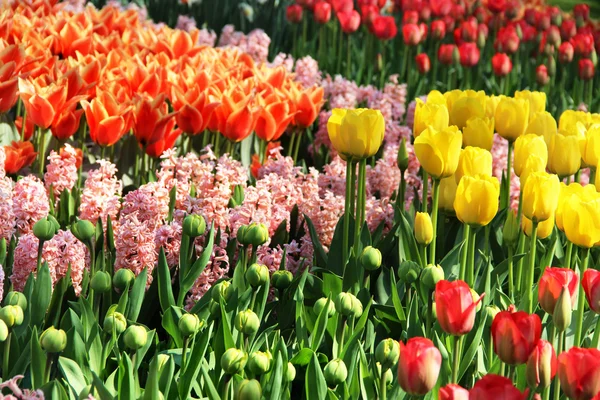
[285,362,296,382]
[246,264,269,288]
[592,50,598,67]
[103,312,127,334]
[246,223,269,247]
[324,359,348,387]
[0,320,8,342]
[33,217,58,241]
[484,305,500,327]
[397,138,409,172]
[235,310,260,335]
[415,53,431,74]
[314,297,335,317]
[285,4,302,24]
[3,291,27,310]
[375,339,400,371]
[90,271,112,293]
[182,214,206,238]
[470,289,483,312]
[526,340,557,389]
[553,287,572,332]
[123,325,148,350]
[335,292,362,318]
[579,59,595,81]
[40,326,67,353]
[236,225,250,246]
[271,270,293,290]
[420,264,445,291]
[477,31,486,49]
[71,219,95,243]
[376,53,383,73]
[156,354,170,373]
[547,57,557,77]
[209,300,220,316]
[398,261,420,283]
[536,65,550,86]
[221,348,247,375]
[178,314,202,337]
[248,351,272,375]
[0,305,23,328]
[360,246,382,271]
[414,212,433,245]
[113,268,135,291]
[212,281,232,302]
[503,211,520,246]
[237,379,262,400]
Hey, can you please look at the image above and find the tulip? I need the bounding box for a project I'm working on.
[248,351,272,375]
[526,340,557,389]
[237,379,262,399]
[491,53,512,77]
[18,77,67,130]
[286,5,303,23]
[81,89,131,147]
[558,347,600,400]
[470,375,527,400]
[235,310,260,335]
[415,53,430,74]
[537,267,578,315]
[536,65,550,86]
[338,10,361,34]
[414,126,462,179]
[558,42,574,64]
[123,326,147,350]
[522,213,554,240]
[439,384,469,400]
[14,116,34,142]
[335,292,362,318]
[514,91,546,123]
[178,314,201,337]
[583,124,600,168]
[3,141,37,175]
[414,212,433,246]
[221,348,248,375]
[453,175,499,227]
[513,134,548,177]
[171,85,220,136]
[327,108,384,161]
[583,269,600,314]
[455,147,492,184]
[212,89,260,143]
[40,327,67,353]
[559,110,589,133]
[255,93,295,142]
[313,2,331,24]
[462,117,494,150]
[547,131,582,177]
[438,44,458,65]
[449,96,486,131]
[495,97,530,142]
[324,359,348,387]
[103,312,127,334]
[182,214,206,238]
[413,99,449,138]
[435,280,483,336]
[522,171,560,223]
[360,246,381,271]
[271,270,293,290]
[439,176,458,212]
[526,111,557,140]
[579,59,596,81]
[375,339,400,371]
[397,338,441,396]
[458,42,480,67]
[90,271,111,293]
[372,16,397,41]
[246,264,269,288]
[113,268,135,291]
[562,192,600,248]
[402,23,422,46]
[491,311,541,365]
[287,84,324,129]
[314,297,335,317]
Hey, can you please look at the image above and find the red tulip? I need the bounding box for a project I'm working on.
[372,16,397,40]
[438,44,457,65]
[131,94,178,152]
[80,89,132,147]
[286,4,303,24]
[171,85,220,136]
[439,384,469,400]
[14,116,34,141]
[571,33,595,57]
[145,128,182,158]
[582,269,600,314]
[491,311,541,365]
[492,53,512,77]
[558,347,600,400]
[338,10,361,34]
[4,141,37,175]
[495,26,520,54]
[402,23,422,45]
[561,19,577,41]
[430,0,452,17]
[470,375,527,400]
[574,4,590,23]
[559,42,574,64]
[254,92,295,142]
[526,340,557,389]
[332,0,353,13]
[536,12,551,31]
[296,0,315,9]
[431,19,446,40]
[459,19,478,43]
[18,77,67,130]
[435,280,483,336]
[313,2,331,24]
[415,53,430,74]
[536,65,550,86]
[458,42,480,67]
[51,108,84,141]
[538,267,578,315]
[488,0,506,14]
[397,337,441,396]
[403,11,419,25]
[286,84,324,129]
[579,59,595,81]
[360,5,379,27]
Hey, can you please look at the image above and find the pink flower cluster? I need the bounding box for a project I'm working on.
[114,213,157,287]
[13,176,49,235]
[44,144,78,201]
[78,160,122,229]
[218,25,271,63]
[0,375,45,400]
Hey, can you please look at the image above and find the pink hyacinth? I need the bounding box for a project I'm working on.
[121,182,170,231]
[12,176,49,235]
[175,15,197,32]
[154,221,182,269]
[0,146,6,178]
[0,375,45,399]
[197,28,217,47]
[318,155,347,197]
[322,75,360,109]
[0,177,14,241]
[491,135,520,210]
[268,53,294,72]
[114,213,157,287]
[44,144,78,201]
[79,160,122,229]
[186,242,229,307]
[294,56,322,88]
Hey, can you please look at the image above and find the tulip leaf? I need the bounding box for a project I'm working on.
[200,361,221,400]
[180,224,215,301]
[45,268,71,328]
[266,351,284,400]
[390,270,407,322]
[459,313,488,381]
[40,380,69,400]
[327,215,351,276]
[127,267,147,322]
[179,322,214,400]
[310,296,332,352]
[58,356,88,397]
[30,327,47,390]
[439,240,464,280]
[158,356,174,399]
[157,248,176,313]
[161,306,183,348]
[304,214,328,268]
[219,300,235,350]
[143,356,160,400]
[134,330,155,370]
[92,371,116,400]
[30,262,52,328]
[87,325,103,377]
[305,353,327,400]
[397,211,421,264]
[118,353,135,400]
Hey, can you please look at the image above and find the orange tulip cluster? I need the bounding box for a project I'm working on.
[1,0,324,172]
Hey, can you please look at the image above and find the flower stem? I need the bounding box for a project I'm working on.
[181,337,189,373]
[591,316,600,349]
[508,246,515,301]
[504,141,513,210]
[574,247,591,347]
[430,179,440,264]
[552,331,564,400]
[452,336,463,383]
[343,160,353,268]
[466,227,477,287]
[38,127,46,177]
[565,241,573,270]
[2,332,10,378]
[354,160,367,253]
[426,290,433,339]
[526,221,539,314]
[421,170,429,213]
[459,225,471,282]
[379,369,387,400]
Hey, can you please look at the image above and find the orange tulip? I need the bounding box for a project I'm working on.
[131,94,177,151]
[0,62,19,113]
[286,84,324,128]
[211,88,260,143]
[51,108,84,140]
[81,89,131,147]
[145,128,182,158]
[18,76,67,129]
[171,85,220,135]
[4,141,37,175]
[254,92,295,142]
[14,116,34,141]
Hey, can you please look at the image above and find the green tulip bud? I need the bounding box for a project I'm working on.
[236,379,262,400]
[236,225,250,246]
[234,310,260,335]
[360,246,382,271]
[397,138,409,172]
[33,217,58,241]
[243,223,269,247]
[553,287,572,332]
[0,305,23,328]
[398,261,420,284]
[285,362,296,382]
[182,214,206,238]
[211,281,232,302]
[209,300,220,316]
[123,325,147,350]
[420,264,444,291]
[178,314,202,337]
[71,219,95,243]
[246,264,269,288]
[247,351,272,375]
[470,289,483,312]
[547,56,557,77]
[271,270,293,290]
[103,312,127,334]
[314,297,335,318]
[484,305,500,327]
[592,49,598,67]
[221,348,247,375]
[3,291,27,310]
[477,31,486,49]
[113,268,135,291]
[0,320,8,342]
[40,326,67,353]
[335,292,362,318]
[324,359,348,387]
[90,271,112,293]
[503,211,520,246]
[375,339,400,371]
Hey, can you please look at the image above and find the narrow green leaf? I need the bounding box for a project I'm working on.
[304,214,328,267]
[157,248,176,313]
[179,322,214,399]
[305,353,327,400]
[31,262,52,327]
[127,267,147,322]
[58,356,88,396]
[30,327,47,389]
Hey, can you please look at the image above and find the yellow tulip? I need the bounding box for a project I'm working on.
[590,113,600,127]
[562,192,600,248]
[583,124,600,167]
[426,90,446,106]
[327,108,385,161]
[519,155,547,188]
[495,97,530,142]
[522,213,555,239]
[547,131,582,177]
[414,125,463,179]
[453,174,500,227]
[449,96,486,130]
[559,110,590,133]
[413,99,449,138]
[485,95,504,120]
[525,111,557,141]
[414,212,433,245]
[462,116,494,151]
[522,171,560,223]
[555,182,589,231]
[443,90,464,115]
[514,90,546,122]
[455,146,493,184]
[439,176,458,212]
[513,134,548,177]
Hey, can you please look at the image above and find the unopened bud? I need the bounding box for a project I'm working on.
[221,348,247,375]
[40,326,67,353]
[246,264,269,288]
[360,246,382,271]
[123,325,148,350]
[234,310,260,335]
[324,359,348,387]
[375,339,400,371]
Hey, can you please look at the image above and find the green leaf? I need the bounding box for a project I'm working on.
[459,313,488,381]
[179,322,214,400]
[305,353,327,400]
[31,262,52,327]
[310,297,332,352]
[45,269,71,328]
[92,372,116,400]
[180,224,215,300]
[305,214,328,267]
[267,352,284,400]
[158,357,174,399]
[290,348,314,367]
[58,356,88,396]
[200,362,221,400]
[220,300,235,350]
[134,330,155,371]
[157,248,176,313]
[390,270,407,322]
[30,327,47,390]
[341,299,373,358]
[127,267,147,322]
[161,306,183,348]
[143,355,160,400]
[118,354,135,400]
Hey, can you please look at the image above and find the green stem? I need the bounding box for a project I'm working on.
[466,227,477,287]
[337,319,347,357]
[292,130,302,164]
[552,331,564,400]
[420,245,427,269]
[19,110,27,142]
[508,246,515,301]
[181,337,189,373]
[526,221,539,314]
[504,141,513,210]
[459,225,471,282]
[3,332,10,378]
[398,169,406,210]
[574,247,591,347]
[487,331,494,370]
[36,240,44,271]
[44,354,52,383]
[565,241,573,270]
[426,291,433,339]
[287,130,296,157]
[590,168,596,187]
[350,162,357,216]
[451,336,463,383]
[223,376,232,400]
[342,161,352,268]
[346,34,351,78]
[430,179,440,263]
[353,160,367,252]
[516,232,526,293]
[591,316,600,349]
[379,368,387,400]
[38,128,46,177]
[421,171,429,213]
